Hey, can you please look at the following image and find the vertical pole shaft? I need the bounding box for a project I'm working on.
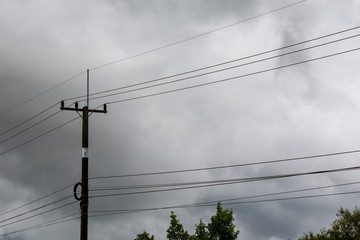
[81,106,89,240]
[87,69,89,108]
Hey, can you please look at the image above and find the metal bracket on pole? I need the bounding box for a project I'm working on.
[74,182,82,201]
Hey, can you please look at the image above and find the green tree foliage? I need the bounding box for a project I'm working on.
[135,230,155,240]
[298,207,360,240]
[207,202,239,240]
[135,202,240,240]
[167,211,190,240]
[191,219,209,240]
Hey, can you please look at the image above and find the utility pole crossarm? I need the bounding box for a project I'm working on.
[60,101,107,114]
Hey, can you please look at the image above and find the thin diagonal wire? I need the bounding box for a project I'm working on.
[66,25,360,102]
[0,201,77,228]
[76,33,360,103]
[0,116,79,157]
[90,185,360,213]
[104,47,360,105]
[0,213,79,237]
[89,166,360,198]
[0,102,59,138]
[0,194,74,224]
[0,71,85,117]
[0,110,62,145]
[0,183,74,217]
[88,191,360,217]
[89,0,305,71]
[90,149,360,180]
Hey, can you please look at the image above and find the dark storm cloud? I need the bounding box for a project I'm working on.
[1,0,360,240]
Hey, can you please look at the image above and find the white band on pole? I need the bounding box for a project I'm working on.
[82,148,88,158]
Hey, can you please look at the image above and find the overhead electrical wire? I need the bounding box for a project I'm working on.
[90,176,360,192]
[0,110,62,145]
[103,46,360,106]
[3,26,360,154]
[0,187,81,231]
[2,180,359,237]
[0,102,59,138]
[2,44,360,158]
[3,31,359,152]
[0,116,79,156]
[66,25,360,103]
[0,0,304,119]
[0,201,77,229]
[9,166,357,229]
[0,194,75,225]
[9,164,357,230]
[2,48,359,158]
[170,180,360,208]
[91,150,360,181]
[1,2,308,158]
[0,213,80,238]
[2,189,358,238]
[0,71,85,117]
[2,151,357,228]
[89,0,306,71]
[0,183,74,217]
[89,165,360,198]
[88,190,360,218]
[0,101,78,145]
[87,33,360,103]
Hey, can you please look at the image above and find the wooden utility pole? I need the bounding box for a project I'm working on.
[60,69,107,240]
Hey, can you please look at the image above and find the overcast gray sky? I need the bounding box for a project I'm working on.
[1,0,360,239]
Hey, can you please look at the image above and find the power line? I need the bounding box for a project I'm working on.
[0,183,74,217]
[0,116,79,157]
[83,33,360,103]
[0,186,81,233]
[10,165,353,232]
[2,181,359,237]
[0,101,78,146]
[0,201,77,229]
[89,0,306,71]
[4,33,356,151]
[0,102,59,138]
[90,178,360,192]
[0,1,305,120]
[103,46,360,105]
[90,149,360,180]
[0,194,74,224]
[3,24,358,158]
[3,186,358,237]
[88,190,360,217]
[0,110,62,145]
[0,71,85,117]
[0,102,78,147]
[2,45,359,159]
[178,181,360,207]
[66,25,360,103]
[89,165,360,198]
[0,213,79,238]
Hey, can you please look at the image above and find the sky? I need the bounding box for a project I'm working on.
[1,0,360,239]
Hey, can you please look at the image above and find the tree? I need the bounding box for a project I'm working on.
[192,219,209,240]
[298,207,360,240]
[135,203,240,240]
[207,202,239,240]
[167,211,190,240]
[135,231,155,240]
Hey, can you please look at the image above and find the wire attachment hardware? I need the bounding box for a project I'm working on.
[73,182,82,201]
